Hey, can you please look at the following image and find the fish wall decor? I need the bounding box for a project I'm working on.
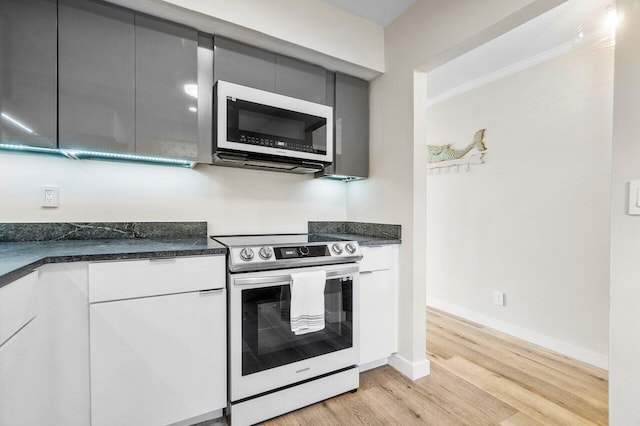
[426,129,488,175]
[428,129,487,163]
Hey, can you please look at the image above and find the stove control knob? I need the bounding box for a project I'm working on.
[299,246,310,256]
[259,246,273,260]
[331,244,343,255]
[345,243,357,254]
[239,247,255,261]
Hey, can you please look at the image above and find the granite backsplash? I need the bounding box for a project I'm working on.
[308,221,401,240]
[0,222,208,242]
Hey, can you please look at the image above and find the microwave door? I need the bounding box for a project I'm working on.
[215,80,333,164]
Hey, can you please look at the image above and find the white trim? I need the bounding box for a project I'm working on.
[388,354,431,380]
[169,409,223,426]
[358,357,388,372]
[427,298,609,370]
[427,42,574,106]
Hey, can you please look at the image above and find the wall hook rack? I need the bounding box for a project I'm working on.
[427,152,486,175]
[427,129,488,175]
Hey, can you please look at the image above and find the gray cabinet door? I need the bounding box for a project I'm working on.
[213,37,276,92]
[135,15,198,160]
[330,73,369,178]
[0,0,57,148]
[196,34,214,164]
[58,0,135,154]
[275,55,329,105]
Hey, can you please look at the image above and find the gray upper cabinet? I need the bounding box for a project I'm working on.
[0,0,57,148]
[275,55,331,105]
[59,0,202,161]
[196,34,214,164]
[213,38,332,106]
[58,0,135,154]
[213,37,276,92]
[323,73,369,179]
[135,16,198,160]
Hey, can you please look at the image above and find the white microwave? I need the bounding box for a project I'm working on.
[213,81,333,168]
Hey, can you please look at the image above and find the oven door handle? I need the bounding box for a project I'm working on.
[233,266,359,287]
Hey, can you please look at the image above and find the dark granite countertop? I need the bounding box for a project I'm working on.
[0,222,227,288]
[0,237,226,288]
[0,220,402,288]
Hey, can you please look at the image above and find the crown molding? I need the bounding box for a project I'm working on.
[427,41,574,107]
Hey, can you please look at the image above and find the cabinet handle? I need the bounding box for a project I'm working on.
[234,266,359,287]
[359,271,373,275]
[336,117,342,156]
[200,288,224,295]
[149,257,177,263]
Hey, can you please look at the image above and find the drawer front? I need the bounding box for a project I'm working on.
[0,271,38,346]
[89,256,225,303]
[359,246,395,273]
[90,290,226,426]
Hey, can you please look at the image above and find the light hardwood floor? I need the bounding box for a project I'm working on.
[263,307,608,425]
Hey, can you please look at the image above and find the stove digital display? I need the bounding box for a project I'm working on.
[279,248,298,258]
[274,245,330,259]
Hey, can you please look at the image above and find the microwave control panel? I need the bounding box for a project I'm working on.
[238,134,321,154]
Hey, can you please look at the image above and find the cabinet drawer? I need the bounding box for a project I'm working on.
[360,246,395,273]
[89,256,225,303]
[0,271,38,346]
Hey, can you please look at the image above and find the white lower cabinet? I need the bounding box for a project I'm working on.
[358,245,398,368]
[38,262,93,426]
[0,271,38,346]
[0,271,46,426]
[89,257,227,426]
[0,319,46,426]
[0,255,227,426]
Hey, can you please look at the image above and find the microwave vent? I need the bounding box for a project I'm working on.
[213,152,324,174]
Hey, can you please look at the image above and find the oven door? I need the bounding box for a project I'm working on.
[229,263,359,402]
[215,80,333,164]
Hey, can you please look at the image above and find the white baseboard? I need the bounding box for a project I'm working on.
[388,354,431,380]
[172,408,223,426]
[427,298,609,370]
[358,358,388,372]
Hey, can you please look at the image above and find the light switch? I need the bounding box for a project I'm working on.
[629,181,640,215]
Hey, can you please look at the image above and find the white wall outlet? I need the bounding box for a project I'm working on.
[41,185,59,208]
[493,291,505,306]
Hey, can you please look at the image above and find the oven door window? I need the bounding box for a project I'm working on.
[241,277,353,376]
[227,98,327,155]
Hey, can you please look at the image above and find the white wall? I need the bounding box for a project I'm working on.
[346,0,564,377]
[609,0,640,423]
[0,153,347,234]
[162,0,384,72]
[107,0,384,80]
[426,47,612,367]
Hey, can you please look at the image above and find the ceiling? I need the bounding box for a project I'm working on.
[322,0,416,27]
[427,0,613,103]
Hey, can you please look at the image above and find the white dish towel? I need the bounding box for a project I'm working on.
[290,270,326,335]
